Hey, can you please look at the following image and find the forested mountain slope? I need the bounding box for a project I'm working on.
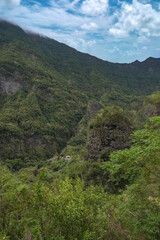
[0,20,160,163]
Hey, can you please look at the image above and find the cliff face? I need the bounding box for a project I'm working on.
[0,72,25,95]
[87,106,133,160]
[0,77,21,95]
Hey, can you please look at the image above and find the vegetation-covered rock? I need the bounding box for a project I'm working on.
[87,106,133,160]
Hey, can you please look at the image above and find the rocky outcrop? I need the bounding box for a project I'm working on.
[87,106,133,160]
[0,72,23,95]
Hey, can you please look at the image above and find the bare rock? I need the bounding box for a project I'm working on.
[0,72,23,95]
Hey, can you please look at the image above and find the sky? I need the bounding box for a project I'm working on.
[0,0,160,63]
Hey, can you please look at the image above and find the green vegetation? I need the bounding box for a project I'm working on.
[0,116,160,239]
[145,91,160,108]
[102,116,160,240]
[103,116,160,185]
[0,20,160,240]
[89,106,131,129]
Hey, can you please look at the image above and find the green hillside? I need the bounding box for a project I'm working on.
[0,20,160,164]
[0,20,160,240]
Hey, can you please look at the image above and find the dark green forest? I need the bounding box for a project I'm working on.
[0,20,160,240]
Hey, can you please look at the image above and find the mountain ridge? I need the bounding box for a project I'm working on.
[1,18,159,64]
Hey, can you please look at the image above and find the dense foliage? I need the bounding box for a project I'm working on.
[103,117,160,240]
[0,116,160,240]
[89,106,131,129]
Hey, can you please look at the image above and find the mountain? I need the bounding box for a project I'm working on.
[0,19,160,165]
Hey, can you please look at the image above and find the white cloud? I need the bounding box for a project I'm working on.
[81,0,108,16]
[81,22,98,30]
[2,4,88,29]
[0,0,21,7]
[26,25,96,53]
[109,0,160,38]
[69,38,96,52]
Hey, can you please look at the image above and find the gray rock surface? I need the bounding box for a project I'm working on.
[0,72,23,95]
